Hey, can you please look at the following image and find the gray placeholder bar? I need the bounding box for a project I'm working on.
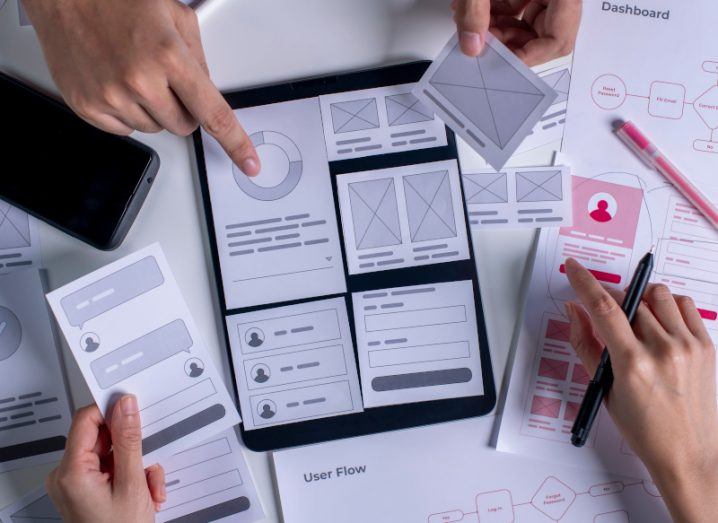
[142,404,226,456]
[371,368,473,391]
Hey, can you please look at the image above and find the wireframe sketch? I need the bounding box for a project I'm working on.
[543,68,571,105]
[516,170,564,202]
[8,491,61,521]
[403,171,457,242]
[0,201,31,250]
[0,306,22,361]
[232,131,303,201]
[60,256,164,328]
[415,33,557,169]
[385,93,434,126]
[348,178,402,250]
[90,319,193,389]
[330,99,380,133]
[463,172,509,204]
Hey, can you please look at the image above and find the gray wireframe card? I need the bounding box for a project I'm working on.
[415,33,557,170]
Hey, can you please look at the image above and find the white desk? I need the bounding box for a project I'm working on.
[0,1,550,520]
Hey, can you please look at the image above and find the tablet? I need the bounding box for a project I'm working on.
[192,62,496,451]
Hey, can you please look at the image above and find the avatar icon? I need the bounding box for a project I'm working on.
[245,328,265,348]
[590,199,613,222]
[184,357,205,378]
[257,399,277,419]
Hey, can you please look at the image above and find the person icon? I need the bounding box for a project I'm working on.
[253,367,270,383]
[184,357,205,378]
[257,400,276,419]
[80,333,100,353]
[246,328,265,348]
[590,199,613,222]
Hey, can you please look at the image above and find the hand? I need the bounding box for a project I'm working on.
[23,0,260,176]
[46,395,166,523]
[452,0,582,66]
[564,258,718,523]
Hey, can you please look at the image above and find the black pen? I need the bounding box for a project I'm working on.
[570,249,654,447]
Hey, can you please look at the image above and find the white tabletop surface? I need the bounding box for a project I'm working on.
[0,1,558,520]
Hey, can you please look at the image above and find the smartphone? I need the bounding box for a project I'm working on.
[0,71,160,250]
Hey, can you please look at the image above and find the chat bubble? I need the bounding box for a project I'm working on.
[60,256,164,328]
[90,319,193,389]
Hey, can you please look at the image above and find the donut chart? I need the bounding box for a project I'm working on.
[233,131,303,201]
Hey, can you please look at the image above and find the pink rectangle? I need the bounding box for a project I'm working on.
[538,357,569,381]
[530,395,562,419]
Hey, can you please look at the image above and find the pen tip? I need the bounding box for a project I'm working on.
[650,244,655,253]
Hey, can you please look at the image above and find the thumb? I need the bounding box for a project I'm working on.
[455,0,491,56]
[109,395,145,496]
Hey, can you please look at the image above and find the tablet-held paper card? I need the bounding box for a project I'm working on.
[46,243,240,465]
[415,33,557,170]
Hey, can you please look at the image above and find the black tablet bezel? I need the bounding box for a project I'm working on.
[192,61,496,451]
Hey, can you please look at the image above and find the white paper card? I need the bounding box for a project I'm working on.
[318,83,448,161]
[463,165,572,229]
[201,98,346,310]
[46,244,240,466]
[0,202,41,275]
[353,280,483,407]
[0,270,72,473]
[415,32,557,170]
[227,297,362,430]
[337,159,470,274]
[273,415,671,523]
[157,428,265,523]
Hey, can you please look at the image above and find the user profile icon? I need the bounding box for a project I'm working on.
[251,363,271,384]
[184,357,205,378]
[80,332,101,353]
[245,327,265,348]
[257,399,277,420]
[588,192,618,223]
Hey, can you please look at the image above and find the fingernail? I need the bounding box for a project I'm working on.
[121,395,139,416]
[564,302,573,318]
[241,157,260,177]
[460,31,484,56]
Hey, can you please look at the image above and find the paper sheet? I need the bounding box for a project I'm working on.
[0,202,41,275]
[498,0,718,478]
[0,429,264,523]
[318,83,448,162]
[46,244,240,466]
[273,414,671,522]
[157,428,264,523]
[463,166,572,229]
[226,298,362,430]
[336,159,470,274]
[415,33,557,170]
[352,280,483,407]
[201,98,346,310]
[0,270,72,473]
[561,0,718,202]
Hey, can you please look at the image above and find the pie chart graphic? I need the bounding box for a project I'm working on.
[0,306,22,361]
[232,131,302,201]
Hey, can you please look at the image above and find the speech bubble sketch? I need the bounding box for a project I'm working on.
[90,319,193,389]
[60,256,164,328]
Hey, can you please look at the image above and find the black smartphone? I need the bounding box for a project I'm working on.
[0,71,160,250]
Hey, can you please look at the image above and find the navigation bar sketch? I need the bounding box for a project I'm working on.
[46,244,240,466]
[337,160,470,275]
[319,83,448,161]
[463,166,572,229]
[227,298,363,430]
[353,280,484,407]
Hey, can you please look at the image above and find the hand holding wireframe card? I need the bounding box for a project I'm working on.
[0,270,72,473]
[415,33,557,170]
[46,244,240,465]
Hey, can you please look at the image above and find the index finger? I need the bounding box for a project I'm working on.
[63,404,104,462]
[564,258,638,358]
[169,55,260,176]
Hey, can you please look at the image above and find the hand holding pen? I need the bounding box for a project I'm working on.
[563,258,718,522]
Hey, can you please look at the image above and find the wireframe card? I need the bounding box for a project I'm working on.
[415,33,557,170]
[0,202,41,275]
[336,160,470,275]
[463,166,572,229]
[46,244,240,466]
[0,270,72,473]
[226,298,363,430]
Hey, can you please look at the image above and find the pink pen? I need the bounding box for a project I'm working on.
[615,120,718,229]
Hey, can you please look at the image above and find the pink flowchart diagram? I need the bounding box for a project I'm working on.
[427,475,663,523]
[591,61,718,153]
